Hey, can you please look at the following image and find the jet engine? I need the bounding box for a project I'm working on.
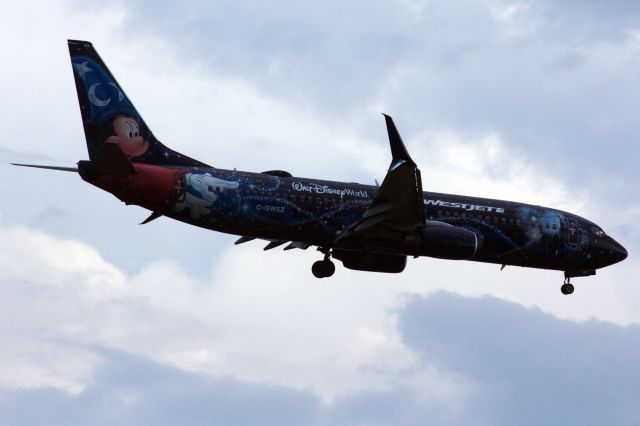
[418,221,479,260]
[332,249,407,273]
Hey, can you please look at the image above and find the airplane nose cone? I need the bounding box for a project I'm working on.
[608,238,628,265]
[591,237,628,268]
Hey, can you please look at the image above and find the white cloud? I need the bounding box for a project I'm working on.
[1,292,639,425]
[0,214,633,410]
[0,1,128,162]
[0,0,638,422]
[0,219,448,402]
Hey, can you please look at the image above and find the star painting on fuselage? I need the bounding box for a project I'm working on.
[12,40,628,295]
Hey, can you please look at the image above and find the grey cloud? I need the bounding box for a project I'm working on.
[0,149,229,276]
[113,0,417,110]
[2,293,639,425]
[94,0,638,206]
[400,292,640,426]
[25,0,629,214]
[0,349,320,426]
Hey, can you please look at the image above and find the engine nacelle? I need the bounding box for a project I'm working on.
[333,249,407,273]
[418,221,479,260]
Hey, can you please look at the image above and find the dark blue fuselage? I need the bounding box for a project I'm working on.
[137,166,626,273]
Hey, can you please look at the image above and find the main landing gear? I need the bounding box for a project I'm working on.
[561,276,574,295]
[312,248,335,278]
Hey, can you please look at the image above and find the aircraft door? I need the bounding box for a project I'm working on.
[172,174,186,202]
[566,218,579,246]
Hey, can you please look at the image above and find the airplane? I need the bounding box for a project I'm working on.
[12,40,627,295]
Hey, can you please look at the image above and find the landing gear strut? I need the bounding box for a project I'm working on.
[561,276,574,295]
[561,270,595,295]
[312,249,335,278]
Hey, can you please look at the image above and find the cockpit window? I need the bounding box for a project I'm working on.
[591,226,606,237]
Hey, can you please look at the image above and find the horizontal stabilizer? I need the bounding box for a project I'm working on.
[11,163,78,172]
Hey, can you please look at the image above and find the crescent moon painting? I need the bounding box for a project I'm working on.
[88,83,111,107]
[108,82,125,102]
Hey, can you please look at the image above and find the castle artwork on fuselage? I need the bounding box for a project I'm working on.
[173,173,240,219]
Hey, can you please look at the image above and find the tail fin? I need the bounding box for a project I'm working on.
[67,40,209,168]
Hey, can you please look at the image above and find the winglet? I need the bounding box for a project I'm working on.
[382,114,415,166]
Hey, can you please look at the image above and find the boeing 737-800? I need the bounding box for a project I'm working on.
[13,40,628,295]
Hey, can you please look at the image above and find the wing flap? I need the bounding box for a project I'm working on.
[264,240,287,250]
[235,236,255,245]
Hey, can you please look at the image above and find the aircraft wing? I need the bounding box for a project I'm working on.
[334,114,425,245]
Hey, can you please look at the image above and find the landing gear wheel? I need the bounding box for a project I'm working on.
[321,259,335,277]
[561,283,574,295]
[311,259,335,278]
[312,261,325,278]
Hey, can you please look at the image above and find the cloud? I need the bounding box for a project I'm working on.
[0,349,321,426]
[47,0,638,243]
[4,0,636,214]
[399,292,640,425]
[1,1,639,423]
[2,291,639,425]
[0,219,420,401]
[0,154,232,276]
[0,218,634,403]
[103,0,639,209]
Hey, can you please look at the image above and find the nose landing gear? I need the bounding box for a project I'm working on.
[561,280,574,295]
[561,270,595,295]
[312,248,335,278]
[561,273,574,295]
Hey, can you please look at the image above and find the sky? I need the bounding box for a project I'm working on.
[0,0,639,424]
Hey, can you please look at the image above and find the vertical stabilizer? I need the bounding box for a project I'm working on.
[68,40,209,167]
